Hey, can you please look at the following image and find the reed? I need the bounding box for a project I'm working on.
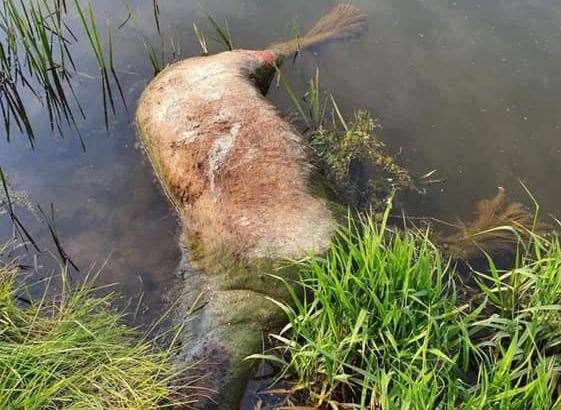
[152,0,161,34]
[193,23,209,56]
[72,0,126,131]
[0,167,39,252]
[206,15,234,51]
[0,0,124,148]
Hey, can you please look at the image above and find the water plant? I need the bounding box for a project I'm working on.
[73,0,126,130]
[143,34,181,76]
[251,202,561,409]
[0,167,40,252]
[206,15,234,51]
[277,68,413,210]
[310,109,414,209]
[438,186,538,260]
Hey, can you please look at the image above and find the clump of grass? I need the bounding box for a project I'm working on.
[190,15,234,56]
[0,0,79,147]
[143,12,233,76]
[206,15,234,51]
[0,261,195,408]
[253,203,561,409]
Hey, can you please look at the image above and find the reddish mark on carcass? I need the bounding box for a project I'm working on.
[255,50,276,65]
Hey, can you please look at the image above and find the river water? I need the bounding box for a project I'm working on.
[1,0,560,352]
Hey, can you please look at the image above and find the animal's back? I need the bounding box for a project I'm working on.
[136,49,333,261]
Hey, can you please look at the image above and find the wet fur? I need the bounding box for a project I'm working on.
[136,5,368,407]
[137,51,334,262]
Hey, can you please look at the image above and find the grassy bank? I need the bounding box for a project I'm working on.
[256,204,561,409]
[0,257,194,409]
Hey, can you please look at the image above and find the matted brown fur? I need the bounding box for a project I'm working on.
[137,51,334,261]
[136,51,335,409]
[136,4,368,408]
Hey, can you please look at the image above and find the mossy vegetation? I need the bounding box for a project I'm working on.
[310,109,414,209]
[279,68,414,211]
[0,254,195,409]
[252,202,561,409]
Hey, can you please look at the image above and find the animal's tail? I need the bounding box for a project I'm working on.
[271,3,367,57]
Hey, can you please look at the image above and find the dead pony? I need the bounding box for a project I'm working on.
[136,4,367,408]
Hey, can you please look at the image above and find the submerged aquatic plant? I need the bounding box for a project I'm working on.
[438,187,538,260]
[277,68,413,209]
[252,203,561,409]
[310,109,414,208]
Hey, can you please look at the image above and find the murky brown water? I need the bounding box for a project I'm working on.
[1,0,560,350]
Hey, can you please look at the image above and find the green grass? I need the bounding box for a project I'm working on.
[206,15,234,51]
[0,259,196,409]
[253,203,561,409]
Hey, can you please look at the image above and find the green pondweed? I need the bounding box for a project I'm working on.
[276,67,414,209]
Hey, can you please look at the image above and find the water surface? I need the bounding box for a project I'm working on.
[1,0,560,330]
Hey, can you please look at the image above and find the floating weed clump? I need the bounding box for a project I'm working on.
[277,68,413,209]
[439,187,538,260]
[0,258,197,408]
[253,203,561,409]
[310,109,414,209]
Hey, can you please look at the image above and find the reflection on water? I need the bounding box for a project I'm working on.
[1,0,560,323]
